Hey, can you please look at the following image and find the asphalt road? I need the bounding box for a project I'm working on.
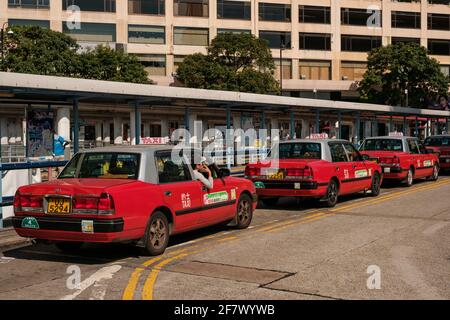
[1,175,449,300]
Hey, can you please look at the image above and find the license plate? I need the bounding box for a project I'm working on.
[261,168,285,179]
[384,167,391,173]
[446,159,450,163]
[47,198,71,214]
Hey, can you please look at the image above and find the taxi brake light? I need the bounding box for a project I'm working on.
[14,192,43,213]
[245,167,260,177]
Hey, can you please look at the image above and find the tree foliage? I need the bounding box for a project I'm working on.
[1,25,151,84]
[359,43,449,106]
[176,33,279,94]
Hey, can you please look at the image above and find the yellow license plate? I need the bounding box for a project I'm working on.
[268,171,285,179]
[47,198,71,214]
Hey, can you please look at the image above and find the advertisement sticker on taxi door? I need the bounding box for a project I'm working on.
[203,191,229,205]
[355,169,369,178]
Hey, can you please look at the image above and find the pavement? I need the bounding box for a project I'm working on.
[0,175,449,300]
[0,227,32,252]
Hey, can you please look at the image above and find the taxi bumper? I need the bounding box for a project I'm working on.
[12,216,132,243]
[381,166,408,180]
[253,181,328,198]
[439,157,450,169]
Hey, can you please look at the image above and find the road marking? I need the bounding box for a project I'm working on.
[217,236,238,242]
[141,253,189,300]
[0,257,15,264]
[422,221,450,236]
[61,264,122,300]
[267,214,336,233]
[259,212,327,233]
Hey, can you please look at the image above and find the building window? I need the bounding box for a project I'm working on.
[440,65,450,78]
[299,33,331,51]
[340,62,367,81]
[299,6,330,24]
[217,29,251,34]
[63,22,116,42]
[428,39,450,55]
[173,55,185,72]
[341,8,381,27]
[217,0,251,20]
[174,27,209,46]
[8,19,50,28]
[62,0,115,12]
[341,35,382,52]
[391,37,420,45]
[258,3,291,22]
[274,59,292,80]
[428,14,450,31]
[128,0,165,15]
[128,25,165,44]
[174,0,209,17]
[392,11,421,29]
[299,61,331,80]
[428,0,450,4]
[259,31,291,48]
[136,54,166,76]
[8,0,49,9]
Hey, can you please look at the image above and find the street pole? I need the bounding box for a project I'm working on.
[279,42,283,96]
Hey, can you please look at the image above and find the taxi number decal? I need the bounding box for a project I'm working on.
[355,169,368,178]
[181,193,191,209]
[230,189,236,200]
[204,191,229,205]
[344,169,350,180]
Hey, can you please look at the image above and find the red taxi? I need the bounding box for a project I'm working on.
[12,146,256,255]
[245,139,382,207]
[359,136,439,186]
[424,135,450,171]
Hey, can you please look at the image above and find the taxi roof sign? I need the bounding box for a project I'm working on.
[307,133,329,139]
[388,132,404,137]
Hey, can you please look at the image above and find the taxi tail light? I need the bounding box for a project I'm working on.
[72,193,115,214]
[98,193,115,215]
[245,166,260,177]
[14,192,43,213]
[303,166,313,180]
[286,167,313,180]
[380,156,400,166]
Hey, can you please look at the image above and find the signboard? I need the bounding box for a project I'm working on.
[27,110,54,158]
[141,137,169,145]
[307,133,329,139]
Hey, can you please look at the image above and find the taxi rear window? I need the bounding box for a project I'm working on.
[424,137,450,147]
[277,143,321,159]
[59,152,140,179]
[360,139,403,152]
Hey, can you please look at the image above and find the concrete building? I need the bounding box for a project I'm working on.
[2,0,450,100]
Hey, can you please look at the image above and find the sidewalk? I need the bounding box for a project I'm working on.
[0,227,32,252]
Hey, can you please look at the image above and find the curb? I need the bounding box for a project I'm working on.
[0,228,32,252]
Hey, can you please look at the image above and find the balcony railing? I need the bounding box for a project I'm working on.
[428,0,450,5]
[8,0,50,9]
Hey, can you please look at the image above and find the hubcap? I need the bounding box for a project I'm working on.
[373,175,380,193]
[238,200,250,223]
[328,183,337,202]
[434,166,438,179]
[408,170,413,185]
[150,218,166,249]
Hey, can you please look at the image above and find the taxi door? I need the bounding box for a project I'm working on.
[407,138,428,178]
[328,142,355,194]
[155,152,204,231]
[417,139,435,177]
[196,167,236,226]
[342,142,372,191]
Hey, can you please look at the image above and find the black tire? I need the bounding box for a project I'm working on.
[260,197,279,207]
[55,241,84,253]
[141,211,170,256]
[235,194,253,229]
[403,168,414,187]
[428,164,439,181]
[370,172,381,197]
[323,179,339,207]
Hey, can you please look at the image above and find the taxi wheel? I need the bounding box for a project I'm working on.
[235,194,253,229]
[404,168,414,187]
[142,212,169,256]
[370,172,381,197]
[260,197,279,207]
[428,164,439,181]
[323,179,339,207]
[55,241,84,253]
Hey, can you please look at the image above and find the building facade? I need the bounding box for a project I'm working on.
[2,0,450,100]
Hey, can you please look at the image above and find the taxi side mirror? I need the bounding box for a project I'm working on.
[219,168,231,177]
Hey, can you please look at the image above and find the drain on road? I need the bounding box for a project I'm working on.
[167,261,292,285]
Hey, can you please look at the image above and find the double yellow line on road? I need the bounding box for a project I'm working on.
[122,178,450,300]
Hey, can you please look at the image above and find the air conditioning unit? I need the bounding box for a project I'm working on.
[300,75,307,80]
[342,76,348,80]
[115,43,127,53]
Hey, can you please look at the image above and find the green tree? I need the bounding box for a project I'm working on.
[176,33,279,94]
[359,43,449,107]
[1,25,151,84]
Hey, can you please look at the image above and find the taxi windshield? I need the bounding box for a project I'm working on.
[360,139,403,152]
[59,152,140,179]
[424,137,450,147]
[276,143,322,159]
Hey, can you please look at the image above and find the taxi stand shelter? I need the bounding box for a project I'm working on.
[1,72,450,228]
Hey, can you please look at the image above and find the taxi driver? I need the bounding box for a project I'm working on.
[192,157,214,190]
